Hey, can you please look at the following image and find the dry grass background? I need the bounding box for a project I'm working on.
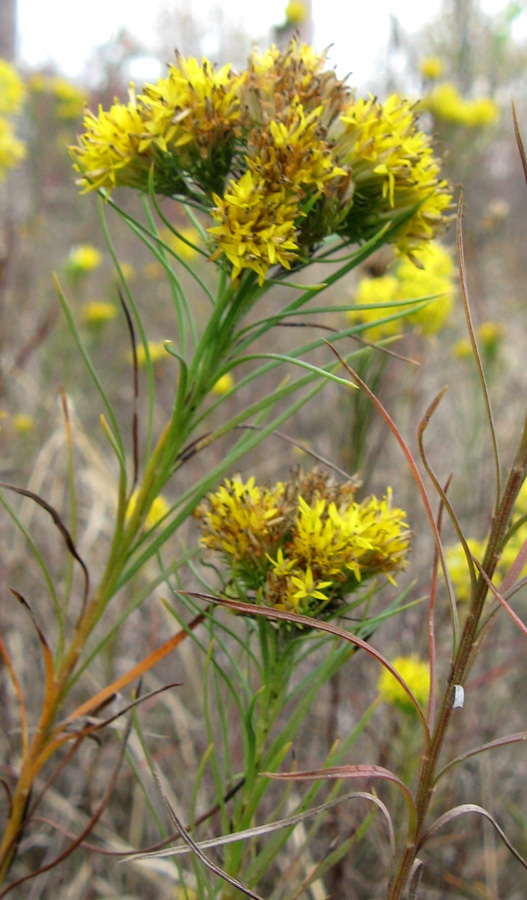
[2,8,527,898]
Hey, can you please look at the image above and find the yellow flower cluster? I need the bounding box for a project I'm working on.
[338,95,451,256]
[196,469,409,619]
[378,654,430,712]
[0,60,26,181]
[422,82,499,129]
[72,40,451,285]
[347,240,455,341]
[29,73,87,120]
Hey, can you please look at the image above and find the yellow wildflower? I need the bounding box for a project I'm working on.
[422,82,499,128]
[212,373,235,395]
[285,1,308,25]
[127,490,170,529]
[337,94,452,256]
[50,76,86,120]
[71,90,153,194]
[378,655,430,712]
[135,341,168,367]
[209,170,299,284]
[159,225,201,261]
[115,261,136,282]
[348,241,455,340]
[452,338,472,360]
[445,538,487,603]
[197,469,409,619]
[0,60,25,115]
[64,244,102,276]
[12,414,35,434]
[81,301,118,327]
[418,56,444,81]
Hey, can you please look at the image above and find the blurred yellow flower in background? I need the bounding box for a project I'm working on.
[378,654,430,712]
[418,56,444,80]
[285,1,308,25]
[0,60,26,115]
[422,82,499,128]
[65,244,102,277]
[135,341,168,367]
[159,225,201,261]
[126,491,170,529]
[81,301,118,328]
[12,414,35,434]
[347,241,456,341]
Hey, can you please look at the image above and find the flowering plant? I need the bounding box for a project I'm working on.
[0,39,452,896]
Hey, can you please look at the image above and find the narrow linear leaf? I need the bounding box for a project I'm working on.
[325,343,460,656]
[435,730,527,784]
[178,591,430,740]
[0,634,28,761]
[152,769,266,900]
[117,287,139,490]
[1,482,90,618]
[10,590,55,715]
[418,803,527,871]
[263,765,416,838]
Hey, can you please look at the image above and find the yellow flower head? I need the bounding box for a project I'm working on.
[65,244,102,276]
[81,301,118,327]
[208,170,299,284]
[378,654,430,712]
[197,469,409,619]
[337,94,452,256]
[127,490,170,530]
[418,56,444,81]
[72,40,450,281]
[71,90,153,194]
[0,60,26,115]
